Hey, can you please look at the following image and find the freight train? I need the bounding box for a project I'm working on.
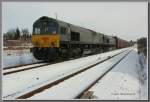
[31,16,130,61]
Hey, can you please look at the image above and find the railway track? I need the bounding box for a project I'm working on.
[14,48,132,99]
[78,49,132,99]
[3,62,49,75]
[3,46,132,76]
[3,52,99,75]
[3,62,44,70]
[3,55,85,75]
[3,47,132,100]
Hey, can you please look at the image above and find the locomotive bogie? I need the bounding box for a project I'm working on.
[32,47,58,61]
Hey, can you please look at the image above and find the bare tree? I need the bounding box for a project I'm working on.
[15,27,20,39]
[21,28,30,40]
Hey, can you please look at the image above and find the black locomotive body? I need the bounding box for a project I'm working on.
[31,16,130,61]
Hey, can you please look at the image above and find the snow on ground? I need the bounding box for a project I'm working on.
[2,47,130,100]
[89,48,148,100]
[3,49,40,68]
[27,48,131,100]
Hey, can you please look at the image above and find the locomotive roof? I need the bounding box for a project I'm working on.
[33,16,129,42]
[33,16,57,25]
[34,16,101,34]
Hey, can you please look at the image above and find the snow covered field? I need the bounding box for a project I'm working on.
[3,49,40,68]
[3,47,130,100]
[89,48,148,100]
[2,46,148,100]
[28,48,131,100]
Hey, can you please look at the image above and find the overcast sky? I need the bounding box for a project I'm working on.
[2,2,148,41]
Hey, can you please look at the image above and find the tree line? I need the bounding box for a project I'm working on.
[3,28,31,40]
[137,37,147,57]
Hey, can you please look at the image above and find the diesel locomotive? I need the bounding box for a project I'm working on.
[31,16,130,61]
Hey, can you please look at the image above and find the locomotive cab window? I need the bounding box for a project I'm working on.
[34,27,40,34]
[48,21,58,34]
[60,27,67,35]
[33,20,58,34]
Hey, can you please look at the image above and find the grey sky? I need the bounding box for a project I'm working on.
[2,2,148,41]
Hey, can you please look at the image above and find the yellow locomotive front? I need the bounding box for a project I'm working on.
[32,34,60,48]
[31,17,60,61]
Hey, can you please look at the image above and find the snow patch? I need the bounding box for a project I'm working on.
[89,48,148,100]
[3,49,40,68]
